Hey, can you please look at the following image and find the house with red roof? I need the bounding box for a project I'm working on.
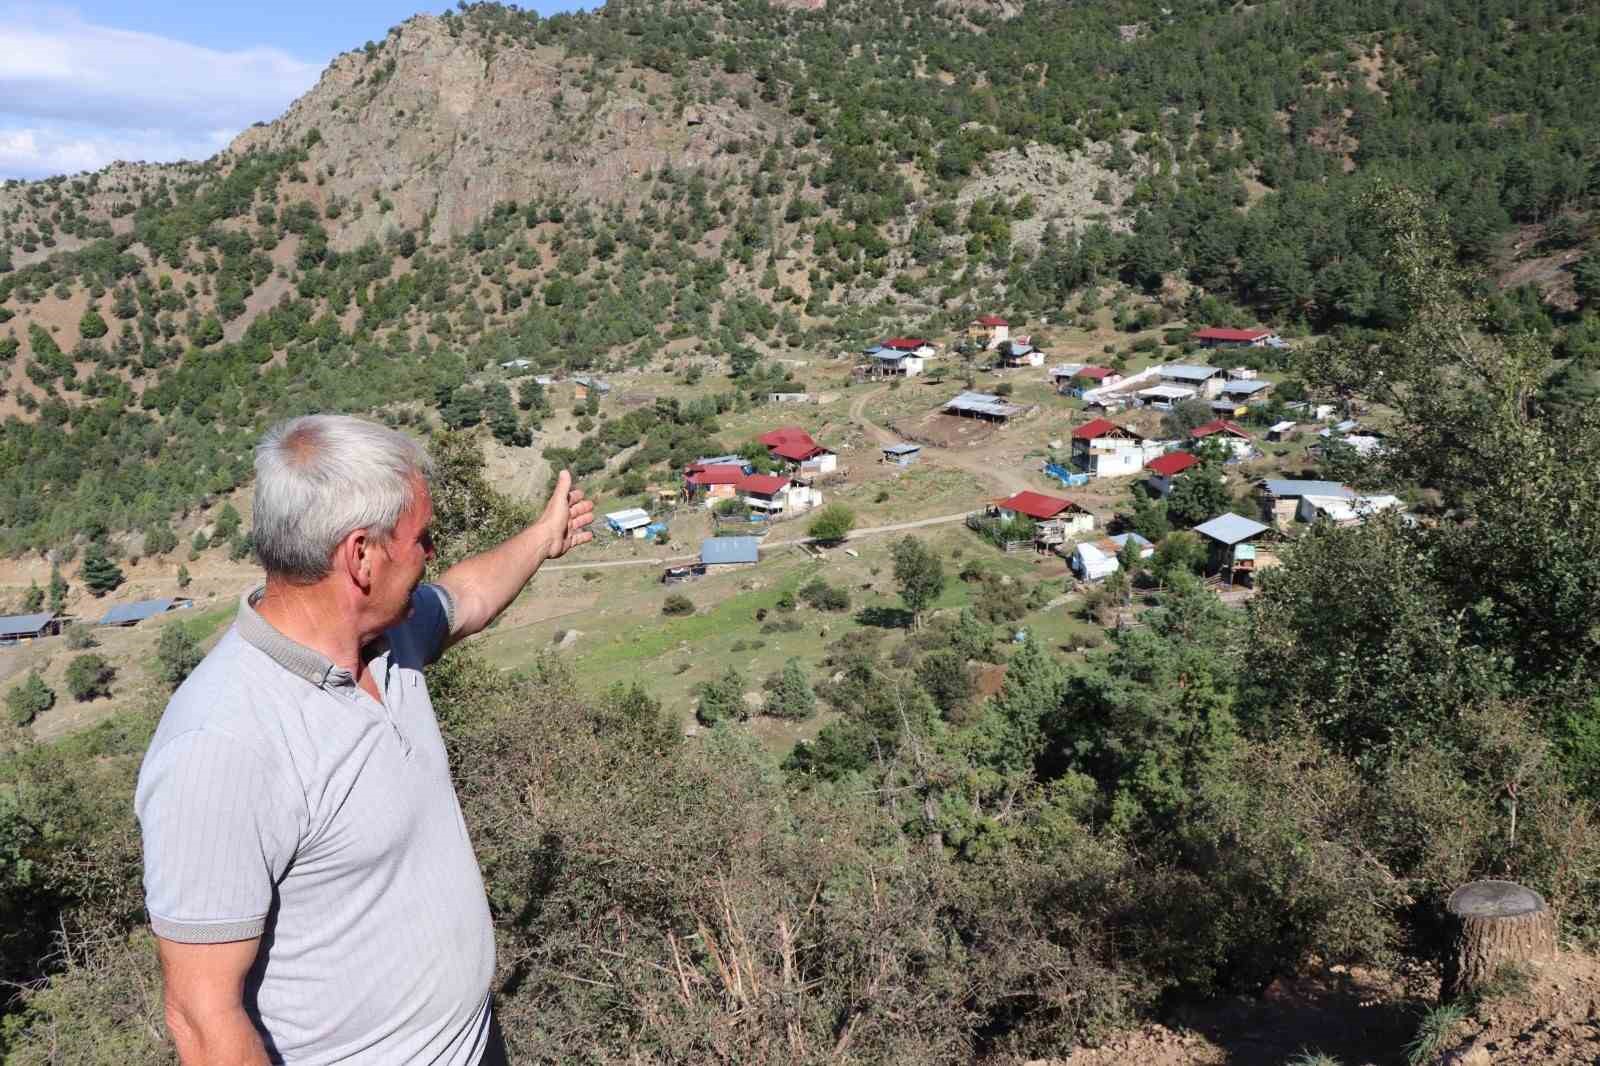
[684,463,752,504]
[968,315,1011,350]
[1192,326,1280,349]
[983,491,1094,546]
[1070,418,1160,478]
[881,336,936,358]
[758,426,838,475]
[1143,450,1200,498]
[1190,419,1256,460]
[1050,364,1124,395]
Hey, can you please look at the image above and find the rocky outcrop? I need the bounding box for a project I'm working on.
[226,15,786,248]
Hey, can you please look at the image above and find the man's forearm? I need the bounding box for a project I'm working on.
[437,521,556,639]
[167,1004,271,1066]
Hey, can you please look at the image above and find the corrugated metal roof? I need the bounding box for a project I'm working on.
[1193,513,1270,545]
[98,598,190,626]
[0,611,56,634]
[605,508,652,530]
[995,491,1073,519]
[1159,364,1222,382]
[945,391,1023,418]
[1145,451,1199,476]
[1140,385,1196,400]
[883,443,920,455]
[701,537,761,565]
[1261,479,1353,498]
[1220,378,1271,395]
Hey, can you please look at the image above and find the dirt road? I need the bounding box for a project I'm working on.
[849,384,1037,496]
[541,510,975,572]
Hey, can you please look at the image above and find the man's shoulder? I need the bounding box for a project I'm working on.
[153,627,289,751]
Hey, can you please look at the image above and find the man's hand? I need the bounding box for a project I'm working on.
[438,468,597,642]
[536,469,596,561]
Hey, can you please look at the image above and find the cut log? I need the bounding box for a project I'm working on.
[1441,880,1556,1001]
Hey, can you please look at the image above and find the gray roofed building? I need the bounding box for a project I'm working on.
[97,597,193,627]
[944,391,1024,419]
[1219,378,1271,397]
[1192,513,1270,545]
[1158,364,1223,382]
[1259,479,1354,499]
[0,611,60,641]
[700,536,761,566]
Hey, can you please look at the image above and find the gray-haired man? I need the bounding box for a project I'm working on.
[136,415,594,1065]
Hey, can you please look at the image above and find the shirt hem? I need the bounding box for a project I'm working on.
[149,912,267,944]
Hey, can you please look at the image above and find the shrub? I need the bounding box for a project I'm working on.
[662,593,695,616]
[64,653,115,702]
[5,671,55,726]
[764,658,817,720]
[808,504,856,544]
[62,623,98,650]
[799,578,851,612]
[156,624,203,689]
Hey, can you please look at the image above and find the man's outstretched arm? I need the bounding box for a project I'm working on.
[437,469,595,643]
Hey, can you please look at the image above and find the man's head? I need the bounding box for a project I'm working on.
[254,415,436,627]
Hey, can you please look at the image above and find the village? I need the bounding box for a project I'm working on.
[0,311,1404,744]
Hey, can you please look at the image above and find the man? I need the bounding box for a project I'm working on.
[136,414,594,1065]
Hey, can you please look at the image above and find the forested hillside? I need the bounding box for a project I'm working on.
[0,0,1597,556]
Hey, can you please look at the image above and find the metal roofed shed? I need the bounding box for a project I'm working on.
[1219,378,1271,397]
[1158,364,1222,382]
[882,443,921,466]
[605,508,653,536]
[0,612,61,642]
[1139,384,1195,401]
[1260,480,1354,499]
[1193,513,1270,546]
[701,537,761,566]
[97,597,193,627]
[944,391,1024,420]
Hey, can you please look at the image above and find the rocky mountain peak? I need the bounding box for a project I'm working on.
[226,13,786,249]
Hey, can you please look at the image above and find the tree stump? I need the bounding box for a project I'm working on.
[1441,880,1556,1001]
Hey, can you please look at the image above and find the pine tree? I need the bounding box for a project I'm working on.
[47,564,67,612]
[892,536,945,630]
[22,581,43,613]
[764,658,816,720]
[80,543,124,597]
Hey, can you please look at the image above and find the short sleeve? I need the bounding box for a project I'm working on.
[386,583,455,667]
[136,729,302,944]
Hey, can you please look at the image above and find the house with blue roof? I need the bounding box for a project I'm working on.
[0,612,61,644]
[97,597,194,627]
[700,537,761,568]
[1193,513,1271,586]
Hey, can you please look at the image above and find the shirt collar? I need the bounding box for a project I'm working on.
[237,586,387,690]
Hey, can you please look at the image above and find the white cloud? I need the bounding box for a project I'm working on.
[0,5,321,179]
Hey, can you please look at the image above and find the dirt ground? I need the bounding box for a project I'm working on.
[1045,951,1600,1066]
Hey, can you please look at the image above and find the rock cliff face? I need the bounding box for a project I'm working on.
[227,15,786,249]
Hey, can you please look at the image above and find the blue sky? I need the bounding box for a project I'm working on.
[0,1,586,181]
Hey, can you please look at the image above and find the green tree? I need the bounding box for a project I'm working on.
[47,564,67,612]
[695,665,747,725]
[5,671,54,726]
[63,654,114,702]
[763,658,816,720]
[79,543,124,597]
[156,624,204,690]
[892,536,945,630]
[1166,466,1231,528]
[22,580,43,613]
[192,315,224,347]
[77,309,108,340]
[917,649,975,717]
[807,504,856,544]
[212,503,242,542]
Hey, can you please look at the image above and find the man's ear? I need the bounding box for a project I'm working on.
[340,528,374,591]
